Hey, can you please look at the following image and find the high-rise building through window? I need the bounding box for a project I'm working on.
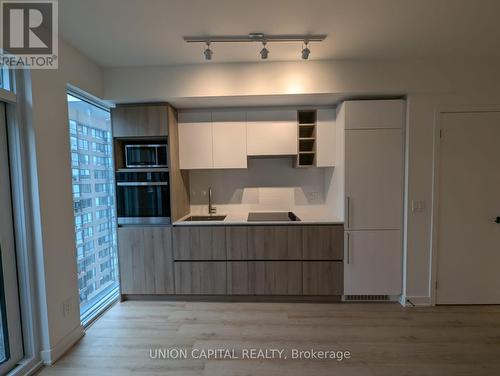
[67,93,119,322]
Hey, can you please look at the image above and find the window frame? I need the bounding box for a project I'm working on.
[66,87,119,328]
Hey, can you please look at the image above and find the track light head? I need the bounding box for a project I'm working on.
[301,41,310,60]
[204,42,213,60]
[260,41,269,59]
[301,47,310,60]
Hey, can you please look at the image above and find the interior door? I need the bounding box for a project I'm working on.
[345,129,403,230]
[0,102,24,373]
[437,111,500,304]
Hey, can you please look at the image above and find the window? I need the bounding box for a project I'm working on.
[67,92,119,324]
[0,67,11,91]
[96,196,112,207]
[94,170,110,180]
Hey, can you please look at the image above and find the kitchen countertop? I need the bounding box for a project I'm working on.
[173,212,344,226]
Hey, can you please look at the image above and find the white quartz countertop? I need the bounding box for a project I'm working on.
[173,212,344,226]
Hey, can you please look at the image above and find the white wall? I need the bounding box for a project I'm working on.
[103,58,500,303]
[24,37,104,363]
[188,157,339,219]
[104,59,500,102]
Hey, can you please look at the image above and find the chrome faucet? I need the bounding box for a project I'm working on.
[208,187,216,214]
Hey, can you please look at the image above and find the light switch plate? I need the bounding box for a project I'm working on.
[412,200,426,213]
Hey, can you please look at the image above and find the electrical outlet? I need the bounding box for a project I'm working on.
[62,298,72,317]
[412,200,426,213]
[306,191,320,202]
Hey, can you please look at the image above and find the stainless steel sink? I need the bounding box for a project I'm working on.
[183,215,226,221]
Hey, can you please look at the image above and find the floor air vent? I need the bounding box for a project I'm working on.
[344,295,390,302]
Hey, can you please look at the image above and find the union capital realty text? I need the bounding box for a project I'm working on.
[149,348,351,361]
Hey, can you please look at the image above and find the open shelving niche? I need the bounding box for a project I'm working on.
[296,110,317,167]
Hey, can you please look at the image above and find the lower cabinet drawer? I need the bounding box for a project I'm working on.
[227,262,249,295]
[174,262,226,294]
[303,261,343,295]
[248,261,302,295]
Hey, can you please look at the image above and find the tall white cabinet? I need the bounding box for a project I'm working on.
[341,100,405,296]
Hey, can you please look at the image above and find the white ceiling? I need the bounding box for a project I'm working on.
[59,0,500,67]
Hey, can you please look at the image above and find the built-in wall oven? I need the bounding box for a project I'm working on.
[116,169,170,225]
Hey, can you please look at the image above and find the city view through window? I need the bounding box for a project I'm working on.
[67,94,119,320]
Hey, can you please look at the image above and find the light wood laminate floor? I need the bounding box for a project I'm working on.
[37,301,500,376]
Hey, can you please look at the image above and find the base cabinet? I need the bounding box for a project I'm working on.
[173,226,226,260]
[248,261,302,295]
[118,226,174,294]
[302,226,343,260]
[174,261,226,294]
[118,224,344,297]
[344,230,402,295]
[303,262,343,295]
[227,262,249,294]
[247,226,302,259]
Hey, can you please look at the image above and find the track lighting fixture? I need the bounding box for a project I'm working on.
[203,42,213,60]
[183,33,327,61]
[260,41,269,59]
[301,40,310,60]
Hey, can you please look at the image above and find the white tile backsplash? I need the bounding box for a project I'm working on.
[189,157,337,216]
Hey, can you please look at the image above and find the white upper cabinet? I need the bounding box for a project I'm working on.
[316,108,336,167]
[344,100,405,129]
[178,111,213,169]
[246,109,298,156]
[212,110,247,169]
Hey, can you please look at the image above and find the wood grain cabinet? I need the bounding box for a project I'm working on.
[248,261,302,295]
[303,262,343,295]
[172,226,226,260]
[226,226,248,260]
[117,226,174,294]
[227,261,249,295]
[111,104,168,137]
[248,226,302,259]
[302,225,343,260]
[174,261,226,294]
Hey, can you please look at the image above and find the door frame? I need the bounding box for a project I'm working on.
[0,101,24,373]
[1,70,43,374]
[430,104,500,305]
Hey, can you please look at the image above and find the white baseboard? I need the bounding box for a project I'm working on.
[402,296,432,307]
[40,325,85,365]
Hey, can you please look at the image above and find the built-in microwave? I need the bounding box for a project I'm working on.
[116,170,170,225]
[125,144,168,168]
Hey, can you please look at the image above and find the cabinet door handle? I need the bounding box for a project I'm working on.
[346,196,351,228]
[346,232,351,264]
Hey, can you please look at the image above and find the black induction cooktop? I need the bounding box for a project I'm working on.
[247,212,301,222]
